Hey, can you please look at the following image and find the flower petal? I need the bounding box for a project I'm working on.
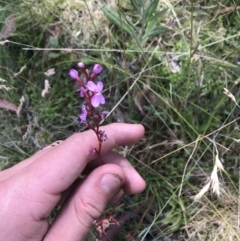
[96,81,104,92]
[81,104,87,112]
[91,95,100,107]
[79,105,88,122]
[80,87,85,97]
[76,87,85,97]
[79,112,87,122]
[86,81,97,92]
[98,94,105,104]
[91,93,105,107]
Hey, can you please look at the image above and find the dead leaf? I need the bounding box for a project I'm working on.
[41,79,51,97]
[168,53,181,73]
[16,96,24,117]
[22,123,32,141]
[0,99,17,112]
[0,40,8,45]
[47,25,61,37]
[44,68,55,77]
[0,85,12,91]
[0,14,17,40]
[134,90,145,114]
[13,65,26,77]
[215,6,240,16]
[0,77,6,82]
[134,80,156,114]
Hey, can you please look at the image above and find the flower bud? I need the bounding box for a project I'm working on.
[93,64,103,74]
[78,62,85,69]
[69,69,78,79]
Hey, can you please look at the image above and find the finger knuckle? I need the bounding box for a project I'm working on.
[74,196,102,222]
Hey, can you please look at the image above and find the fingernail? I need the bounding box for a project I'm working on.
[101,174,122,194]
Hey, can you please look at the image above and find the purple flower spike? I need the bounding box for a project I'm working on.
[69,69,78,79]
[79,105,88,122]
[78,62,85,69]
[93,64,103,74]
[86,81,105,107]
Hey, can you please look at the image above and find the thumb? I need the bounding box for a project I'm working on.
[44,164,124,241]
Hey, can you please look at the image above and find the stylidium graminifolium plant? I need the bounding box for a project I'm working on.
[69,62,120,240]
[69,62,108,163]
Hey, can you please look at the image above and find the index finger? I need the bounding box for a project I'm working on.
[25,123,144,194]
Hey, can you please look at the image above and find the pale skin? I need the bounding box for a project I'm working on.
[0,123,146,241]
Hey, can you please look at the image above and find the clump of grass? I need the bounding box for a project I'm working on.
[186,189,240,241]
[16,0,131,45]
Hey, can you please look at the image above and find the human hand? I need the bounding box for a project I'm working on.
[0,123,146,241]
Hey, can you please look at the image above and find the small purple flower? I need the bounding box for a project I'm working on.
[69,69,78,79]
[101,111,109,119]
[77,87,85,97]
[99,130,108,141]
[79,105,88,122]
[92,64,103,74]
[102,133,107,141]
[90,148,98,156]
[86,81,105,107]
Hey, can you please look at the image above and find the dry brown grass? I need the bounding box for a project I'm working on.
[186,188,240,241]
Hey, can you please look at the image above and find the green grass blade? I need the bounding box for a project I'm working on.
[101,6,134,36]
[130,0,142,15]
[144,0,159,23]
[142,26,167,42]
